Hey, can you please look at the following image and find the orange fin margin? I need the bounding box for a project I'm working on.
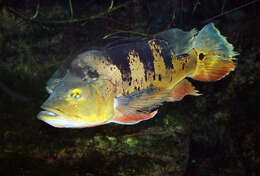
[111,110,158,125]
[167,79,200,102]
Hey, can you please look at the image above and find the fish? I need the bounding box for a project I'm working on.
[37,23,238,128]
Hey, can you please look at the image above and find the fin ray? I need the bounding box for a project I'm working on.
[115,88,170,114]
[154,28,197,55]
[191,23,238,81]
[167,79,200,102]
[111,110,158,125]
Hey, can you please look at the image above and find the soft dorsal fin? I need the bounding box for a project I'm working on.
[154,28,197,55]
[167,79,201,102]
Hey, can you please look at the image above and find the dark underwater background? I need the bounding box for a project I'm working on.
[0,0,259,175]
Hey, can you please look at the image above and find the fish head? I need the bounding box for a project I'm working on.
[38,73,116,128]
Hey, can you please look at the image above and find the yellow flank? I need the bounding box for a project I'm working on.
[171,49,197,82]
[147,39,197,91]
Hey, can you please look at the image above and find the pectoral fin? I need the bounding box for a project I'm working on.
[167,79,201,102]
[111,110,158,125]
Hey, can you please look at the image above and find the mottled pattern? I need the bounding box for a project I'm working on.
[70,38,198,97]
[127,50,146,93]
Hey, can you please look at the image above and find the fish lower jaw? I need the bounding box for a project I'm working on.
[38,106,65,119]
[37,110,98,128]
[37,110,63,122]
[39,110,58,117]
[37,111,76,128]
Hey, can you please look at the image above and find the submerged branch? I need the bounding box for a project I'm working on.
[30,0,40,20]
[68,0,74,19]
[7,1,133,25]
[201,0,259,24]
[103,29,150,39]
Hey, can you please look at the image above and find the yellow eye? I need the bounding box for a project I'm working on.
[70,89,82,100]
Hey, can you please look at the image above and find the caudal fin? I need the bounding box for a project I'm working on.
[191,23,239,81]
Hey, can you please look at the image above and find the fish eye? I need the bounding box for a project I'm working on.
[70,89,82,100]
[199,53,205,60]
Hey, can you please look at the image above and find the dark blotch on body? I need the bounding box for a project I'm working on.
[158,74,162,81]
[105,39,157,80]
[151,40,174,69]
[176,53,189,59]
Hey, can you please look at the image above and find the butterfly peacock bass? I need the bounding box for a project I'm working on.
[37,23,238,128]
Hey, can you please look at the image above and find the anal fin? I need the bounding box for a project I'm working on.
[167,79,200,102]
[111,110,158,125]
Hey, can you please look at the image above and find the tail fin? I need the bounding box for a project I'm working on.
[191,23,239,81]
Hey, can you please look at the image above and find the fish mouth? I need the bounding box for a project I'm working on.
[37,108,89,128]
[37,107,63,120]
[38,110,58,117]
[38,107,73,128]
[37,108,65,128]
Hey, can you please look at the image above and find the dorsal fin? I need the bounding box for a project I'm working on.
[154,28,197,55]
